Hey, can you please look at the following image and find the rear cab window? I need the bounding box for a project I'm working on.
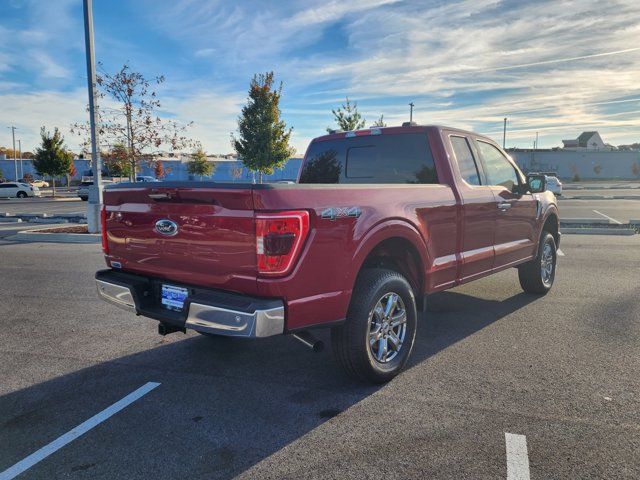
[299,133,438,184]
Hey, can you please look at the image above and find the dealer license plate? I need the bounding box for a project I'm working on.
[161,284,189,311]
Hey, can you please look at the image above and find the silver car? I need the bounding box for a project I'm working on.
[78,180,113,201]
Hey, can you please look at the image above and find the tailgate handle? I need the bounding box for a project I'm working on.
[148,193,171,199]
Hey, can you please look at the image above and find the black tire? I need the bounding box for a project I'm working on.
[16,191,27,198]
[332,269,417,383]
[518,231,557,294]
[80,196,88,201]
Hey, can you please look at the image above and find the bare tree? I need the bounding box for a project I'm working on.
[72,63,194,179]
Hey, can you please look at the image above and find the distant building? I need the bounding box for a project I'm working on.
[561,131,611,151]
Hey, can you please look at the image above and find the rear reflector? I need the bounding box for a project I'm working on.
[101,205,108,255]
[256,211,309,277]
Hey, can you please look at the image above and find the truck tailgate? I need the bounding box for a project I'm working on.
[103,184,258,294]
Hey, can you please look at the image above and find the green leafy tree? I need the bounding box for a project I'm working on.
[33,127,74,197]
[232,72,295,183]
[371,115,386,127]
[327,97,365,133]
[187,148,214,180]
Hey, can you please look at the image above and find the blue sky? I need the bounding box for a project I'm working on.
[1,0,640,155]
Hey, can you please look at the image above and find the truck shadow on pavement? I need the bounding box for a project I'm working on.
[0,290,539,479]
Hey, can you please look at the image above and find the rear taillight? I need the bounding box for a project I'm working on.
[100,205,108,255]
[256,211,309,277]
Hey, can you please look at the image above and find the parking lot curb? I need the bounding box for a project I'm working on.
[0,217,22,223]
[562,227,636,235]
[11,227,100,244]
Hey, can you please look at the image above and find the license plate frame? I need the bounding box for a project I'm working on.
[161,284,189,311]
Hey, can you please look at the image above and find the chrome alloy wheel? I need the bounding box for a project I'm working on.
[540,240,555,286]
[368,292,407,363]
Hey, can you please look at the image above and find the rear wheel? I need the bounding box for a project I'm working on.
[332,269,417,383]
[16,191,27,198]
[518,231,557,294]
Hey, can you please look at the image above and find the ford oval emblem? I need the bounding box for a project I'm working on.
[154,219,178,236]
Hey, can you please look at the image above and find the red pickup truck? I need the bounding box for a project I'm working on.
[96,124,559,383]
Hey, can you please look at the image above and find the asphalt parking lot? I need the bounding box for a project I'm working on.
[559,199,640,223]
[1,234,639,479]
[0,198,85,217]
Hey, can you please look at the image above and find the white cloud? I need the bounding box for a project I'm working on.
[4,0,640,154]
[160,89,246,154]
[0,89,88,152]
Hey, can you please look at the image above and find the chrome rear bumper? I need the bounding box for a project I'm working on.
[95,270,284,338]
[185,302,284,337]
[96,279,136,311]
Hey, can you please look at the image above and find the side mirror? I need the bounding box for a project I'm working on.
[526,174,546,193]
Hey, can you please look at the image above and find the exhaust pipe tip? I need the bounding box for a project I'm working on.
[292,331,324,353]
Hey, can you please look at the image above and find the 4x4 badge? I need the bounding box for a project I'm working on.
[321,207,361,221]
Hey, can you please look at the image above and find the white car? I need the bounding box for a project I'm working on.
[545,176,563,196]
[30,179,50,188]
[0,182,40,198]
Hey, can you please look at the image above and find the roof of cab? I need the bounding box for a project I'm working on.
[312,124,493,144]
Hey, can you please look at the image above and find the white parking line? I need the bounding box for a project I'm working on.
[505,432,530,480]
[557,249,565,256]
[592,209,622,225]
[0,382,160,480]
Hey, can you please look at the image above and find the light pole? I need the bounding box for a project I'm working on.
[502,117,507,149]
[8,126,17,180]
[83,0,103,233]
[409,102,414,123]
[18,139,23,178]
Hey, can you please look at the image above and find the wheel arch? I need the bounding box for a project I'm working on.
[349,220,428,311]
[541,210,560,247]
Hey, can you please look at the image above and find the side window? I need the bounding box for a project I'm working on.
[450,136,481,185]
[477,141,518,191]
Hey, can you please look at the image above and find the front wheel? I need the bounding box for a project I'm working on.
[332,269,417,383]
[518,232,557,294]
[16,191,27,198]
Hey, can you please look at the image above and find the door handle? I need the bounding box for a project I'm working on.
[497,202,512,211]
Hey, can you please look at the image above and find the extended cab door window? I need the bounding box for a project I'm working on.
[449,135,495,281]
[450,136,482,185]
